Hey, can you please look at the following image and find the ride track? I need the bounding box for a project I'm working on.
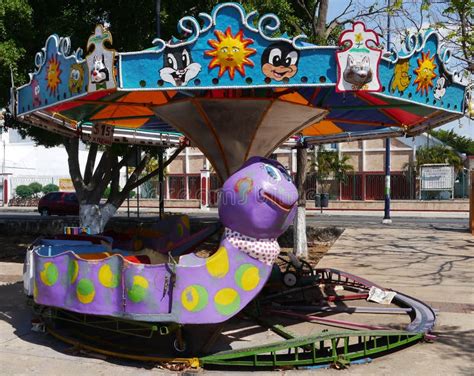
[34,267,436,370]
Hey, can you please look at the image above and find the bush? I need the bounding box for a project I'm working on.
[16,185,34,199]
[129,191,136,199]
[42,184,59,194]
[102,186,111,198]
[28,182,43,196]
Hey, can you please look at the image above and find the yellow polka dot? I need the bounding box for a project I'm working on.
[235,264,260,291]
[181,285,208,312]
[206,246,229,279]
[214,288,240,316]
[214,288,238,306]
[98,264,119,288]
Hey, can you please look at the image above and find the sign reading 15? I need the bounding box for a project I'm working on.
[91,123,114,145]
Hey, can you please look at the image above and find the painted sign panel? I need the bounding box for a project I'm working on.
[59,178,74,192]
[336,22,382,92]
[420,165,454,191]
[15,3,467,117]
[86,25,117,92]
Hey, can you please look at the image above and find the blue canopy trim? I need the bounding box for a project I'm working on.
[14,1,467,120]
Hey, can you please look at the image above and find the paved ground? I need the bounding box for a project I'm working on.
[316,225,474,375]
[0,215,472,375]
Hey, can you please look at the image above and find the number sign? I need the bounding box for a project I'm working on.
[90,123,114,145]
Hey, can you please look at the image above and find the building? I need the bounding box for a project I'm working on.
[164,134,468,206]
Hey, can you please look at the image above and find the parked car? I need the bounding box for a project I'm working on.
[38,192,79,216]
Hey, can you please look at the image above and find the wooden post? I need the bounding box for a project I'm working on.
[470,170,474,235]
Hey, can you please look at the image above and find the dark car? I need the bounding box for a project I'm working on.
[38,192,79,216]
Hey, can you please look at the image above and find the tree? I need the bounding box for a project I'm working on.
[405,144,464,173]
[429,129,474,155]
[311,147,353,194]
[15,184,33,199]
[42,183,59,194]
[28,182,43,197]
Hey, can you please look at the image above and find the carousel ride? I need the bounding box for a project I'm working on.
[13,2,468,370]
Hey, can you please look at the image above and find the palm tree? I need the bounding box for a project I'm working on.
[405,145,464,174]
[310,146,353,194]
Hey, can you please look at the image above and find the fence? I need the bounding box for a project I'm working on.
[341,172,416,200]
[10,176,63,197]
[166,169,469,205]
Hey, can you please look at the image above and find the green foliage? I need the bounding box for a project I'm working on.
[129,190,136,199]
[28,182,43,196]
[429,129,474,155]
[42,183,59,194]
[310,146,353,192]
[102,186,111,199]
[15,184,33,198]
[406,145,464,173]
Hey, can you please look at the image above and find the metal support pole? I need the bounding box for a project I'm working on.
[126,161,130,218]
[137,147,140,218]
[383,0,392,225]
[158,148,164,219]
[383,138,392,224]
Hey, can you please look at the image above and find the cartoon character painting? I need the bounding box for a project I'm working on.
[85,25,116,92]
[336,22,381,92]
[46,55,62,95]
[261,42,299,82]
[31,79,41,107]
[343,55,373,87]
[413,51,437,96]
[391,59,411,93]
[205,27,256,80]
[434,77,447,100]
[90,55,110,90]
[68,63,85,94]
[159,46,201,87]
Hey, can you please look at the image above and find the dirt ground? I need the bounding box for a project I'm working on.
[0,226,343,265]
[0,235,38,263]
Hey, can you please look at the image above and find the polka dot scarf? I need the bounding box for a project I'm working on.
[224,228,280,265]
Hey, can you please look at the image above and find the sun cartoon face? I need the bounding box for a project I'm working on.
[46,55,62,95]
[413,52,437,96]
[205,27,256,79]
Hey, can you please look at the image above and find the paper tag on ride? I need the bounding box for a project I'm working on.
[367,286,396,304]
[90,123,114,145]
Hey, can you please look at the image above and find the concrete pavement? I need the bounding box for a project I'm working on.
[317,226,474,375]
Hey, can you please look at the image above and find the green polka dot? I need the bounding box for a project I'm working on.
[77,278,94,295]
[40,262,58,286]
[67,259,79,284]
[76,278,95,304]
[128,285,147,303]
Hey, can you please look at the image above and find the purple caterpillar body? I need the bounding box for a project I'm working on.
[29,157,297,323]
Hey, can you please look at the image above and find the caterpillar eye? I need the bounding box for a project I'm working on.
[265,164,281,181]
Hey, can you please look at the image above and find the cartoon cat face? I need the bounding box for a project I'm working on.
[218,157,298,239]
[159,46,201,87]
[343,55,373,86]
[91,55,109,84]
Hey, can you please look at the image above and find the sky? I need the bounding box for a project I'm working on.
[327,0,473,140]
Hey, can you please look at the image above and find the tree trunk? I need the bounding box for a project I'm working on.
[293,147,308,258]
[79,203,117,234]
